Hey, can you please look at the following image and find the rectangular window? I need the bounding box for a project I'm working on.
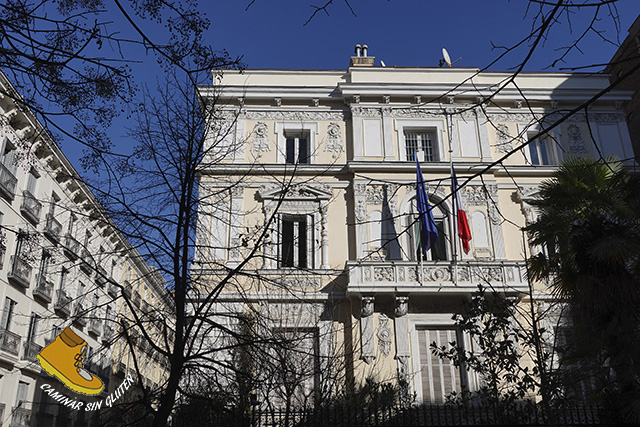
[417,327,463,404]
[285,132,310,164]
[26,169,38,195]
[1,141,17,172]
[527,132,557,166]
[27,313,40,342]
[405,129,438,162]
[59,268,67,290]
[280,216,311,269]
[412,218,447,261]
[15,381,28,407]
[1,297,16,331]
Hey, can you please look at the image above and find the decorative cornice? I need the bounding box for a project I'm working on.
[244,110,346,121]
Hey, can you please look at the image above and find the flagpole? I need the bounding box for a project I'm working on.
[445,111,459,287]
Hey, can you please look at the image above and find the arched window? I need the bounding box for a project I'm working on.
[407,197,450,261]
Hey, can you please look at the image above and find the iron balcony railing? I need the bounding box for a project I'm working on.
[20,190,42,225]
[33,273,53,304]
[54,289,72,317]
[43,213,62,243]
[22,340,42,361]
[89,319,101,336]
[73,302,86,327]
[8,255,32,289]
[63,234,80,260]
[0,328,21,356]
[79,247,94,275]
[0,162,17,201]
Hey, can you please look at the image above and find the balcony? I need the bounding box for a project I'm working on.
[22,340,42,361]
[95,266,108,287]
[43,214,62,244]
[132,291,141,308]
[79,248,94,276]
[10,407,30,427]
[33,274,54,304]
[8,255,32,289]
[103,325,114,343]
[89,319,101,337]
[0,163,17,201]
[20,190,42,225]
[0,328,20,356]
[73,302,86,327]
[122,280,132,298]
[63,234,80,260]
[54,289,72,317]
[107,280,119,298]
[346,260,528,295]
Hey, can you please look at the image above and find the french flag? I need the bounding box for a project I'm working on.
[451,166,472,254]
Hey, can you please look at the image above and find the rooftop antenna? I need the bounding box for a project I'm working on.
[440,48,461,67]
[380,60,386,67]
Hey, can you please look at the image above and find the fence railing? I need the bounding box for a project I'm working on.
[175,403,626,427]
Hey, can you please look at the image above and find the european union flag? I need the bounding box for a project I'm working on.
[415,153,438,255]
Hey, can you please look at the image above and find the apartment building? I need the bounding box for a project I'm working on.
[194,47,634,408]
[0,73,169,427]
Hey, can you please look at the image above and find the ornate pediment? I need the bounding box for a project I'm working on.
[258,183,333,201]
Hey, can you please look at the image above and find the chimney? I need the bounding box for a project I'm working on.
[350,43,375,67]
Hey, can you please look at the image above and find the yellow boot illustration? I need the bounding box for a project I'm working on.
[36,327,104,396]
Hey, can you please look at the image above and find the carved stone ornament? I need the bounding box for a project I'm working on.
[496,124,513,153]
[395,296,408,317]
[361,296,375,317]
[377,314,392,357]
[350,106,380,117]
[353,183,367,196]
[355,200,367,224]
[567,125,587,154]
[396,355,411,405]
[464,185,488,206]
[516,185,539,202]
[325,122,344,155]
[252,122,270,152]
[258,183,333,201]
[366,185,385,204]
[243,110,346,121]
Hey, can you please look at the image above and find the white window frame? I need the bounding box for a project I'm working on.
[519,124,560,166]
[409,314,473,404]
[278,213,314,269]
[275,122,318,164]
[394,119,446,162]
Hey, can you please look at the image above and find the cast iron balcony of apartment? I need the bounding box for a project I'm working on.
[122,280,132,298]
[0,162,17,201]
[78,248,94,276]
[132,291,141,309]
[107,280,119,298]
[54,289,72,318]
[346,260,528,295]
[88,319,101,337]
[43,214,62,244]
[95,265,108,287]
[33,273,53,304]
[73,302,86,327]
[20,190,42,225]
[0,328,20,356]
[10,407,30,427]
[63,234,80,260]
[22,340,42,362]
[8,254,32,289]
[102,324,114,344]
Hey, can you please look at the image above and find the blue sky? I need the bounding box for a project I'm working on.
[56,1,640,172]
[205,0,640,72]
